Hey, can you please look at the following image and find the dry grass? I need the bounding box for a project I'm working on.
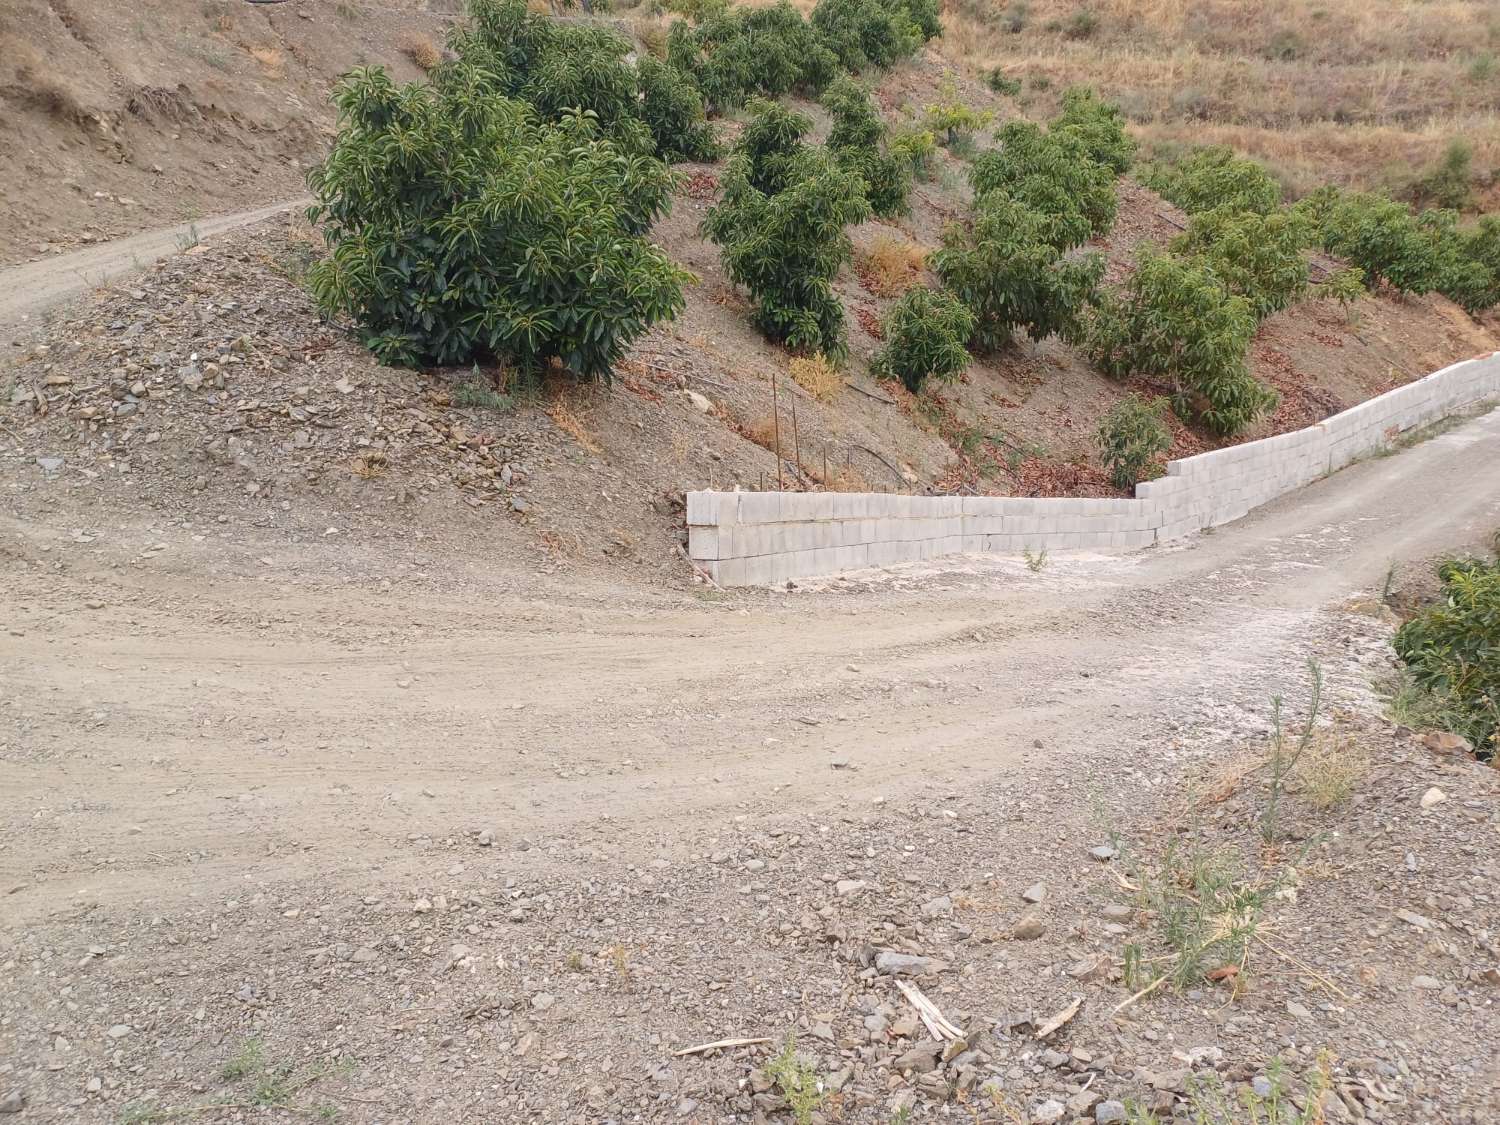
[825,463,872,492]
[936,0,1500,197]
[633,17,670,60]
[744,412,781,454]
[788,353,842,403]
[1293,731,1370,809]
[248,46,284,77]
[547,395,603,454]
[858,234,927,298]
[398,30,441,71]
[349,451,388,479]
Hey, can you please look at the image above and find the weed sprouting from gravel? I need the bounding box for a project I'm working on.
[1127,1052,1333,1123]
[766,1034,823,1125]
[1023,546,1049,572]
[1293,731,1368,809]
[1134,840,1276,991]
[1261,659,1322,845]
[453,381,515,411]
[220,1037,264,1081]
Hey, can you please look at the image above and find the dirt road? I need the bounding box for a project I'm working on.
[2,409,1498,1122]
[4,406,1498,915]
[0,199,306,340]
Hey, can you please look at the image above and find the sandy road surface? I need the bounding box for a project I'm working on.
[4,408,1498,925]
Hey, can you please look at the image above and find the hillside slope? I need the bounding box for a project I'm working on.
[3,9,1498,586]
[0,0,456,265]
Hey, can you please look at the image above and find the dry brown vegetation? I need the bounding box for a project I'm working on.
[397,30,440,72]
[857,233,927,297]
[937,0,1500,202]
[788,353,843,403]
[546,393,603,454]
[248,46,284,77]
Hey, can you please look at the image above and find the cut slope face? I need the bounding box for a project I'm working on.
[0,0,457,265]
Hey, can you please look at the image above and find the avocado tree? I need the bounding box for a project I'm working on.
[703,102,872,357]
[1086,250,1277,436]
[932,193,1104,351]
[306,64,688,377]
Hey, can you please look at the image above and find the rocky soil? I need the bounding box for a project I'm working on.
[1,599,1496,1123]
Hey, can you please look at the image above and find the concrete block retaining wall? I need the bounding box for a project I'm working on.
[688,353,1500,586]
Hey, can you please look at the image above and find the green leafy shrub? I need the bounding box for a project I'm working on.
[871,286,974,391]
[1393,553,1500,759]
[893,0,942,40]
[810,0,924,72]
[1097,393,1171,490]
[922,73,994,147]
[636,57,719,161]
[1172,206,1312,319]
[666,1,837,111]
[823,76,911,215]
[824,76,882,152]
[733,98,815,194]
[703,102,871,358]
[1087,250,1276,435]
[1144,145,1282,215]
[452,0,643,137]
[1448,215,1500,313]
[1303,189,1446,295]
[987,67,1021,96]
[1316,265,1367,310]
[889,125,937,177]
[307,66,688,375]
[766,1036,824,1125]
[1053,85,1135,175]
[969,120,1117,248]
[1406,140,1475,212]
[933,193,1104,350]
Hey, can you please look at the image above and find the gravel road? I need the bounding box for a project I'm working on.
[0,200,307,341]
[3,219,1499,1120]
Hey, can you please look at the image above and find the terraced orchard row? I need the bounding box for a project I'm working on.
[305,0,1500,492]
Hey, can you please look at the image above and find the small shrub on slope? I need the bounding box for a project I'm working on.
[810,0,926,73]
[1144,145,1282,216]
[1448,216,1500,314]
[1406,140,1475,212]
[1301,189,1446,295]
[1053,85,1135,175]
[636,57,719,162]
[922,73,994,148]
[1096,393,1170,490]
[1393,553,1500,760]
[703,102,871,358]
[871,286,974,392]
[666,2,837,112]
[1087,250,1276,436]
[823,76,911,215]
[969,120,1117,248]
[933,193,1104,351]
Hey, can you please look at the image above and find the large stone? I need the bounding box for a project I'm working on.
[875,951,937,977]
[892,1039,944,1074]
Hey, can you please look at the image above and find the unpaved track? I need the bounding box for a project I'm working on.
[0,199,307,336]
[4,408,1499,925]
